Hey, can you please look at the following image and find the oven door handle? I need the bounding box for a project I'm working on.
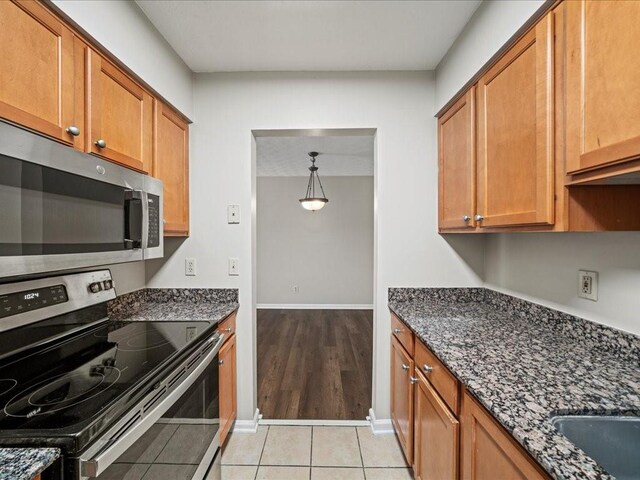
[79,332,225,478]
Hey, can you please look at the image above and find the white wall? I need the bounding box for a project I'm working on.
[435,0,544,112]
[146,71,485,421]
[52,0,193,118]
[257,176,374,306]
[485,233,640,335]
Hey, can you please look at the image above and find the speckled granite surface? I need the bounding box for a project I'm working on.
[388,288,640,480]
[0,448,59,480]
[108,288,239,323]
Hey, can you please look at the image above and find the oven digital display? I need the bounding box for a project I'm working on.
[0,285,68,318]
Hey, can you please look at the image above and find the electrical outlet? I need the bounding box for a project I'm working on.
[228,258,239,276]
[186,326,197,342]
[185,258,196,276]
[578,270,598,301]
[292,285,299,294]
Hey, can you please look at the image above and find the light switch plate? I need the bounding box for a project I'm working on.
[228,258,239,276]
[228,205,240,224]
[578,270,598,301]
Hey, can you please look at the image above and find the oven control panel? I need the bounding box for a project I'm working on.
[0,285,68,319]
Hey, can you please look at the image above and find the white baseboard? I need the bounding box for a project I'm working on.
[231,408,262,433]
[367,408,394,435]
[260,419,370,427]
[256,304,374,310]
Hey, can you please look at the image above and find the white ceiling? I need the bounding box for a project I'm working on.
[135,0,482,72]
[256,135,374,177]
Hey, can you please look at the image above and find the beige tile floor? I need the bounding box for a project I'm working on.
[222,426,412,480]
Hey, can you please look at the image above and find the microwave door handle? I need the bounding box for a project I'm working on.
[124,190,144,248]
[80,333,225,478]
[140,191,149,250]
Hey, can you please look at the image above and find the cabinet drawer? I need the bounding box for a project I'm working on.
[218,312,237,341]
[391,312,414,356]
[415,339,460,415]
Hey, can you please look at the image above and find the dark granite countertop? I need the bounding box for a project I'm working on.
[0,448,59,480]
[388,288,640,480]
[108,288,239,323]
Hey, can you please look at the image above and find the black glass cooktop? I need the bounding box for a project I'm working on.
[0,316,213,452]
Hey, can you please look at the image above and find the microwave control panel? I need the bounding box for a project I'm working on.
[148,193,160,248]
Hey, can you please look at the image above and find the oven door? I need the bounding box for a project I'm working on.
[77,333,223,480]
[0,121,153,278]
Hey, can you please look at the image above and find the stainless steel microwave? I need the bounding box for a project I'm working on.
[0,121,163,278]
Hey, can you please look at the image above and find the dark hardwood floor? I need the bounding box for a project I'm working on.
[257,309,373,420]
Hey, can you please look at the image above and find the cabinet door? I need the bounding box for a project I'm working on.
[461,391,549,480]
[390,336,414,465]
[219,334,237,445]
[566,0,640,174]
[88,50,153,172]
[439,87,476,230]
[0,1,80,146]
[477,14,554,228]
[414,372,459,480]
[154,101,189,235]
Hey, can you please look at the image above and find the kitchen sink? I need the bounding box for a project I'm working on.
[551,415,640,480]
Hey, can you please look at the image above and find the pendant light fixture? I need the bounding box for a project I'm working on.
[299,151,328,211]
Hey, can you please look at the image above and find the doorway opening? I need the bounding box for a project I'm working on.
[253,129,376,421]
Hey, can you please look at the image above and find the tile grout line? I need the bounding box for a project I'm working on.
[309,425,313,480]
[255,425,270,480]
[355,426,367,478]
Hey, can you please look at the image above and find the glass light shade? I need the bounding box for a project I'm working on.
[299,197,328,211]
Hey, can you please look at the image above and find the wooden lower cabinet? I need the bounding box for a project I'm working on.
[390,313,550,480]
[413,370,459,480]
[391,335,414,465]
[461,390,550,480]
[218,329,237,445]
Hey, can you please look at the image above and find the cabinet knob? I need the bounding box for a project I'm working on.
[225,327,232,333]
[422,364,433,374]
[474,214,484,222]
[219,359,224,366]
[410,376,419,385]
[393,328,402,334]
[66,126,80,136]
[462,215,471,222]
[401,363,410,371]
[95,139,107,149]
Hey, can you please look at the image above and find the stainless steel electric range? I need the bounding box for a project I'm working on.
[0,270,223,480]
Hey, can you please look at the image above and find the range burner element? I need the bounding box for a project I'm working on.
[4,364,121,418]
[0,379,17,398]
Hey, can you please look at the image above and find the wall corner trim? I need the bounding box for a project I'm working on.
[367,408,394,435]
[231,408,262,433]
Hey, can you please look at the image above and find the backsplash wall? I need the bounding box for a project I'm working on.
[484,232,640,335]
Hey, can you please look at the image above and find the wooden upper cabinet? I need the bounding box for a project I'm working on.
[390,335,414,465]
[0,1,81,146]
[219,332,237,446]
[566,0,640,175]
[155,101,190,236]
[414,372,459,480]
[87,50,153,173]
[477,13,554,228]
[439,88,476,230]
[461,391,549,480]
